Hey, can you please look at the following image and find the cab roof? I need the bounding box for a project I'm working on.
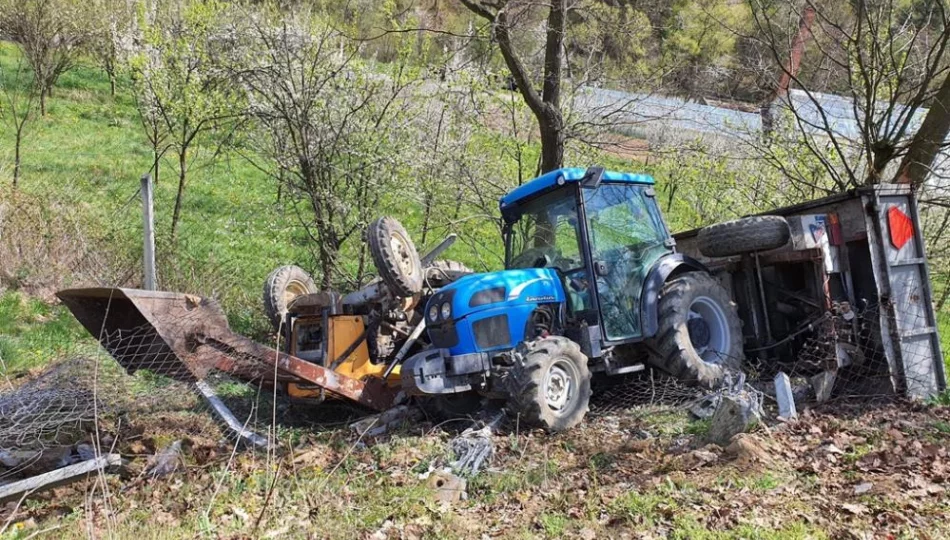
[499,167,655,210]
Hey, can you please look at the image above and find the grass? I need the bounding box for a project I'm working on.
[0,290,93,376]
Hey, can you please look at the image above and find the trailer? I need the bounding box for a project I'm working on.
[675,183,945,399]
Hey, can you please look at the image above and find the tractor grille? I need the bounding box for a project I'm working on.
[428,320,459,348]
[472,315,510,349]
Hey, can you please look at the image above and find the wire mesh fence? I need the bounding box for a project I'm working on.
[1,278,946,466]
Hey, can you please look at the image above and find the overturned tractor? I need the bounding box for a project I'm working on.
[59,168,764,433]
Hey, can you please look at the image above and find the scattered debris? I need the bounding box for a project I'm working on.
[195,380,270,448]
[810,370,837,403]
[145,440,186,479]
[689,394,721,419]
[449,412,503,476]
[774,372,798,419]
[672,445,722,470]
[427,470,467,503]
[349,405,423,438]
[0,454,124,504]
[854,482,873,495]
[724,433,772,469]
[707,392,762,446]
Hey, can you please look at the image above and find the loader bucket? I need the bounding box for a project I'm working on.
[56,288,398,411]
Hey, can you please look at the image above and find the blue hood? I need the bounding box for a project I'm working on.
[428,267,566,321]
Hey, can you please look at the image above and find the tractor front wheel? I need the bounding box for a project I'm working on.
[367,217,423,298]
[507,336,591,432]
[263,265,318,331]
[646,272,743,388]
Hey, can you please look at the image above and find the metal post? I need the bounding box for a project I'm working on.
[141,174,157,291]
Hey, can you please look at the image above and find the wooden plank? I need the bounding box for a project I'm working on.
[0,454,124,504]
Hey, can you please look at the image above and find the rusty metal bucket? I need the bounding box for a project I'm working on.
[56,288,397,411]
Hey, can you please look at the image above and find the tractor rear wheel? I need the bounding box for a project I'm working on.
[646,272,743,388]
[507,336,591,432]
[263,265,318,331]
[367,217,423,297]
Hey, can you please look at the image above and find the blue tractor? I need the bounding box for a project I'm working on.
[402,167,746,431]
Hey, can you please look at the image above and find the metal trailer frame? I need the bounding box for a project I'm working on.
[674,184,945,398]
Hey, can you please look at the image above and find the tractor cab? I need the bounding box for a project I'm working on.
[500,167,673,343]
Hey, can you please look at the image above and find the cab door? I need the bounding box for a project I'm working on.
[582,184,671,342]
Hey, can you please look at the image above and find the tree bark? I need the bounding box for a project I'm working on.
[761,6,815,139]
[894,71,950,187]
[171,148,187,240]
[13,131,22,187]
[153,148,160,186]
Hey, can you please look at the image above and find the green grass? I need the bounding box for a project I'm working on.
[937,308,950,376]
[0,290,93,376]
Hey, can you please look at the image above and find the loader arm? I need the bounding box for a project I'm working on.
[56,288,398,411]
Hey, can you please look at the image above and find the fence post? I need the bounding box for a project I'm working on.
[141,174,157,291]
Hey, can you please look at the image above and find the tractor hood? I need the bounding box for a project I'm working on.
[426,267,566,323]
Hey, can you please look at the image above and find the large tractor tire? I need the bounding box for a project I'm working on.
[263,265,318,331]
[646,272,743,388]
[367,217,423,298]
[697,215,790,258]
[507,336,591,432]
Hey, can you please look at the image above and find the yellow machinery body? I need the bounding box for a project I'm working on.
[287,314,401,400]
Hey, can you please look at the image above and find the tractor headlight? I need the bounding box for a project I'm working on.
[440,302,452,319]
[428,304,439,321]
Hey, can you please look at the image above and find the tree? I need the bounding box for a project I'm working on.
[748,0,950,188]
[0,0,86,115]
[895,71,950,186]
[87,0,135,96]
[128,0,240,239]
[0,58,40,186]
[236,8,418,288]
[460,0,568,173]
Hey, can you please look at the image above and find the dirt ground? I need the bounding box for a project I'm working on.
[2,393,949,539]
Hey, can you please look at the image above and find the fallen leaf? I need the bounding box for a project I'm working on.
[842,503,868,515]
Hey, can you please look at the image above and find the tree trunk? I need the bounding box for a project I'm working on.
[109,73,116,97]
[761,6,815,139]
[317,233,339,290]
[13,131,22,188]
[894,71,950,187]
[537,0,566,173]
[541,0,566,109]
[153,149,160,186]
[936,272,950,311]
[538,108,564,173]
[171,149,187,240]
[39,92,46,116]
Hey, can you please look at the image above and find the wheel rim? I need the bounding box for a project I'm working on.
[389,232,416,279]
[543,359,578,414]
[282,280,310,307]
[687,296,731,364]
